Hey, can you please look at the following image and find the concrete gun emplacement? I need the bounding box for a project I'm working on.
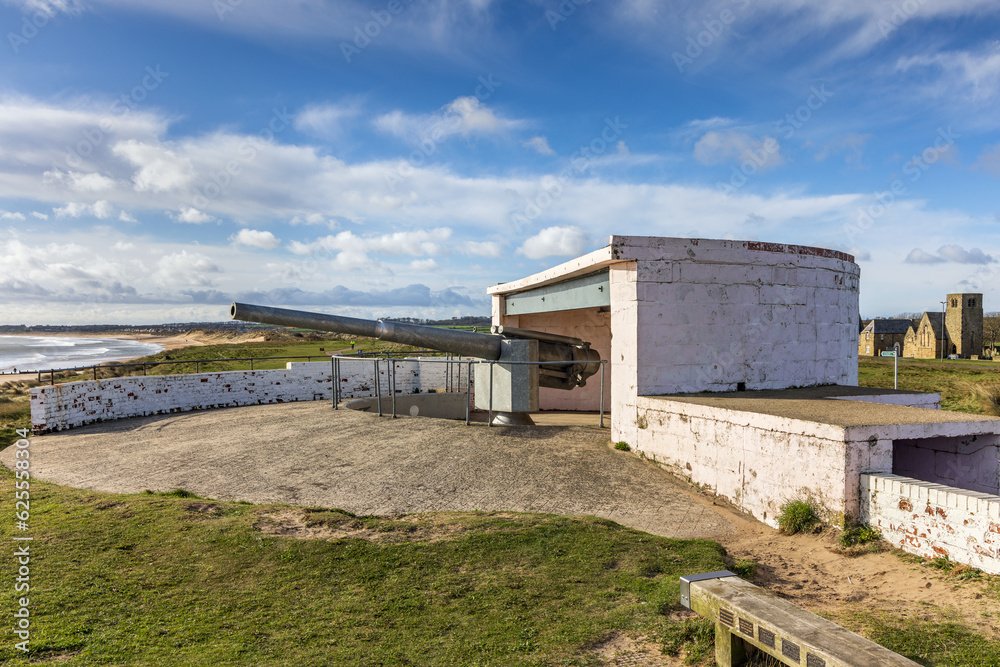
[229,302,602,392]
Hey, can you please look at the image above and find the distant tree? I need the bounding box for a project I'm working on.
[984,312,1000,355]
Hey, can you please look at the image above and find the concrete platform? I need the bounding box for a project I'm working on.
[2,401,733,540]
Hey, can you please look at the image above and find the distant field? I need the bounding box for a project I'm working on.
[858,357,1000,414]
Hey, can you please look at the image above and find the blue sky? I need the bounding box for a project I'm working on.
[1,0,999,324]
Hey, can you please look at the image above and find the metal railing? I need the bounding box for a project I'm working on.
[35,353,379,385]
[331,354,608,428]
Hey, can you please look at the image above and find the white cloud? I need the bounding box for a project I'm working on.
[0,210,25,220]
[409,258,439,271]
[231,228,280,249]
[44,169,117,193]
[693,131,784,170]
[31,211,48,219]
[523,136,555,156]
[13,0,85,17]
[896,45,1000,102]
[517,226,590,260]
[118,211,137,223]
[904,249,944,264]
[290,213,330,225]
[112,140,196,193]
[937,244,995,264]
[113,241,135,251]
[174,207,214,224]
[293,101,362,140]
[905,245,995,265]
[462,241,503,257]
[375,96,523,145]
[53,200,113,219]
[156,250,222,288]
[289,228,453,257]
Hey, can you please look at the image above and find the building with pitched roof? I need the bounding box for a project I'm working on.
[858,318,912,356]
[901,294,983,359]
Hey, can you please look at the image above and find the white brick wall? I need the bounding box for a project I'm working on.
[862,473,1000,575]
[32,358,471,433]
[633,396,888,528]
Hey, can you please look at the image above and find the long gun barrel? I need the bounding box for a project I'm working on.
[230,302,601,389]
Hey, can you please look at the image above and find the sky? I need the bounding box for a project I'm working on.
[1,0,999,325]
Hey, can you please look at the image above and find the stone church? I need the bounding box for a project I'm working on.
[901,293,984,359]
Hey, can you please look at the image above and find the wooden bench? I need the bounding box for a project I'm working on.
[680,571,921,666]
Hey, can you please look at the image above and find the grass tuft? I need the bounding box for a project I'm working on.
[614,441,631,451]
[777,499,819,535]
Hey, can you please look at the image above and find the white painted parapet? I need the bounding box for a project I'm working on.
[31,358,471,433]
[862,473,1000,575]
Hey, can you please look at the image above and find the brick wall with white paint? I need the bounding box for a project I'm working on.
[32,358,471,433]
[607,238,860,446]
[633,396,891,528]
[632,392,1000,528]
[862,473,1000,575]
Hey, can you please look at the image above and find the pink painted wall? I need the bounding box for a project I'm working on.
[499,307,611,411]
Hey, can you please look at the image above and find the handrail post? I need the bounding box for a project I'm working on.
[487,362,494,427]
[250,357,254,371]
[390,355,397,418]
[196,361,199,373]
[374,357,382,417]
[332,356,338,410]
[599,361,606,428]
[466,360,472,425]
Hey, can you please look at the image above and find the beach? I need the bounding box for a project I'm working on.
[0,333,209,385]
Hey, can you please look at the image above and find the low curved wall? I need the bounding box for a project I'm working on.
[31,358,471,433]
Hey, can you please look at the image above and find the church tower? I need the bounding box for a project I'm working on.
[945,293,983,357]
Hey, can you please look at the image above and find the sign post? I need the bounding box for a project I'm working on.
[881,346,899,388]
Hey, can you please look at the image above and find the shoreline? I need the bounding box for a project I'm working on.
[0,333,211,385]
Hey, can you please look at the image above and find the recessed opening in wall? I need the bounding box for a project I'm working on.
[892,435,1000,495]
[737,382,746,391]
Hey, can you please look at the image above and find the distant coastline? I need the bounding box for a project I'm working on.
[0,333,210,383]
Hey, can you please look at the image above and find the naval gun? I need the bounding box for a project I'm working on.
[230,302,602,422]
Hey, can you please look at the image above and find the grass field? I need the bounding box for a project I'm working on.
[858,357,1000,414]
[0,473,733,666]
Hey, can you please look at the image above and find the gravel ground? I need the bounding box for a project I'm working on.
[2,402,735,539]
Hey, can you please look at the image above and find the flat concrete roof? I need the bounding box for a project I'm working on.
[652,385,1000,428]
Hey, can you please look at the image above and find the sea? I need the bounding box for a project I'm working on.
[0,336,164,373]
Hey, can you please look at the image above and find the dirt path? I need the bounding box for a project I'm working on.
[3,401,998,647]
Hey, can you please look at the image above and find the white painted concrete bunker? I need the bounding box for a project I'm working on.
[489,236,1000,542]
